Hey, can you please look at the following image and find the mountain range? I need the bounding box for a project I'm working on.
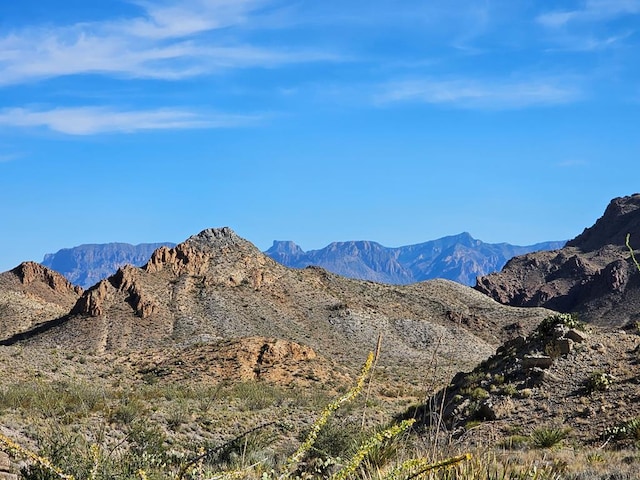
[1,194,640,476]
[42,234,564,289]
[42,242,176,288]
[266,233,565,286]
[5,227,554,383]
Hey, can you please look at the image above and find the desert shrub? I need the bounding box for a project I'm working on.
[229,381,286,411]
[20,428,91,480]
[500,383,518,396]
[536,313,585,337]
[602,417,640,441]
[498,435,529,450]
[109,396,147,425]
[468,387,489,400]
[0,381,105,421]
[302,415,360,460]
[530,427,570,449]
[586,371,614,393]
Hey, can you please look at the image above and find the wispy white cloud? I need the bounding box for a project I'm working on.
[537,0,640,27]
[0,0,338,86]
[121,0,263,39]
[375,77,582,109]
[0,106,263,135]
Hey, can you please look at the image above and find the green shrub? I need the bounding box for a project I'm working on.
[536,313,585,337]
[530,427,570,449]
[602,417,640,441]
[586,371,614,393]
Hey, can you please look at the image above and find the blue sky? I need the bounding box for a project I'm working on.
[1,0,639,272]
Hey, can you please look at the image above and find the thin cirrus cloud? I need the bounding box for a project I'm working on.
[0,107,263,135]
[0,153,20,163]
[376,78,582,110]
[0,0,337,86]
[537,0,640,27]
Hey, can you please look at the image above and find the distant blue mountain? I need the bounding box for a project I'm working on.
[265,233,566,286]
[42,242,175,289]
[41,233,565,289]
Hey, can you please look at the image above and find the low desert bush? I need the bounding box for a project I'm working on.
[585,371,614,393]
[530,427,570,449]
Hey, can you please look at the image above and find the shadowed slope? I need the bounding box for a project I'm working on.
[476,194,640,327]
[0,262,82,341]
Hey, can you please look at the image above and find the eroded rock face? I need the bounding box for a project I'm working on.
[0,262,82,340]
[145,227,277,289]
[134,337,336,387]
[11,262,82,296]
[72,265,158,318]
[475,194,640,326]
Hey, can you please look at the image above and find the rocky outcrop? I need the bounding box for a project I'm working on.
[72,265,158,318]
[0,262,82,341]
[135,337,334,386]
[11,262,82,295]
[567,194,640,251]
[475,194,640,326]
[411,314,640,445]
[42,242,175,289]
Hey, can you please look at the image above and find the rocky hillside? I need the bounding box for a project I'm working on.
[266,233,565,286]
[0,262,82,341]
[475,194,640,327]
[413,313,640,447]
[7,228,554,381]
[42,242,175,288]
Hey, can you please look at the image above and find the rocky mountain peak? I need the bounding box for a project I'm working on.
[145,227,261,277]
[11,261,82,295]
[268,240,305,255]
[183,227,242,249]
[567,193,640,251]
[475,194,640,326]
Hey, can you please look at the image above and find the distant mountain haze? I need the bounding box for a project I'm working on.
[42,234,565,289]
[42,243,176,289]
[265,233,566,286]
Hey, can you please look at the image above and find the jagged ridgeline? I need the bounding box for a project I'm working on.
[42,242,176,289]
[476,193,640,327]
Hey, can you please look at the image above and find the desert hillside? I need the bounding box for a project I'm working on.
[5,227,554,385]
[476,194,640,327]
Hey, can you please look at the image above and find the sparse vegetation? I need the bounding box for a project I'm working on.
[585,371,614,393]
[602,417,640,442]
[535,313,585,337]
[530,427,570,449]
